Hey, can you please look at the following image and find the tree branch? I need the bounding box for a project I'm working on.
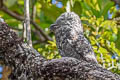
[0,5,52,41]
[31,20,52,41]
[1,6,24,21]
[24,0,32,47]
[0,0,3,9]
[0,20,120,80]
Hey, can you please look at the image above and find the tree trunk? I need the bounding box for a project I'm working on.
[0,22,120,80]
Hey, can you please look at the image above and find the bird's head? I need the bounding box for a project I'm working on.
[50,12,83,33]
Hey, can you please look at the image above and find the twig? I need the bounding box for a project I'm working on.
[32,29,45,42]
[31,21,52,41]
[31,0,36,20]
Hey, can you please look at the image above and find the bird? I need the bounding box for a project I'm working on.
[50,12,98,64]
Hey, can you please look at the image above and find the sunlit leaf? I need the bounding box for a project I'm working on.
[5,0,17,7]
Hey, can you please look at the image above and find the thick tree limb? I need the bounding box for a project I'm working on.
[0,21,120,80]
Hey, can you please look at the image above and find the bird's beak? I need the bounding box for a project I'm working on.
[49,24,57,32]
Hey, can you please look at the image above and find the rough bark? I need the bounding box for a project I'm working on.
[0,22,120,80]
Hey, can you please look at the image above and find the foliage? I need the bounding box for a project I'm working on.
[0,0,120,75]
[36,40,61,59]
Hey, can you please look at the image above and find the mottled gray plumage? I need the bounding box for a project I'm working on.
[50,12,98,64]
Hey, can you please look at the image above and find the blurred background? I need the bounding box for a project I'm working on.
[0,0,120,79]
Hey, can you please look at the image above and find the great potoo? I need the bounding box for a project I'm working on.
[50,12,98,64]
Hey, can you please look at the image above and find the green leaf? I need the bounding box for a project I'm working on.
[110,33,117,42]
[81,1,91,10]
[90,7,100,18]
[100,1,114,19]
[116,28,120,50]
[5,0,17,7]
[97,0,102,10]
[72,1,82,15]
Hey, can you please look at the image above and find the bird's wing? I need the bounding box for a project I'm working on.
[68,34,98,63]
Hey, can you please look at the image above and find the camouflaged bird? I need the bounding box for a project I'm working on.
[50,12,98,64]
